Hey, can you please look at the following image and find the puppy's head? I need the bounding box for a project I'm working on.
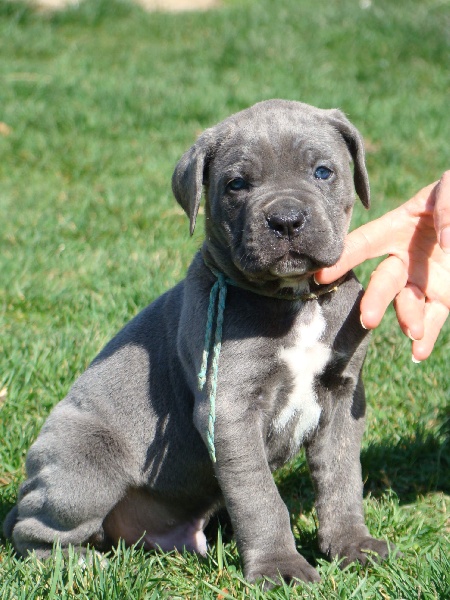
[172,100,369,294]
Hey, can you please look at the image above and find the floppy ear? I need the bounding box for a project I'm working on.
[171,129,216,236]
[327,110,370,208]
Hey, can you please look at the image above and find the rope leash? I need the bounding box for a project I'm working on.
[197,271,228,462]
[197,265,348,463]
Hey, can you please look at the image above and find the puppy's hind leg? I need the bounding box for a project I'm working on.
[6,404,136,559]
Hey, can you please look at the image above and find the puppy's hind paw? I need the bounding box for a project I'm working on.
[245,553,320,589]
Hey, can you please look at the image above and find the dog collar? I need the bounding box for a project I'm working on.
[198,258,347,463]
[202,254,347,302]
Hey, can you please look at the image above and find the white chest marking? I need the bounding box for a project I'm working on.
[275,304,330,443]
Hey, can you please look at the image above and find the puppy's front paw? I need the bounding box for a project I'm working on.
[336,536,397,568]
[245,553,320,588]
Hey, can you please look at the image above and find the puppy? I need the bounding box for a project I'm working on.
[4,100,392,585]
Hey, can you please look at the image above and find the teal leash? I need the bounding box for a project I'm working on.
[197,270,228,463]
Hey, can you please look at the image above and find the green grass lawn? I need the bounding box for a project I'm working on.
[0,0,449,597]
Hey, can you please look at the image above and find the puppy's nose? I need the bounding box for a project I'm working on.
[266,205,306,239]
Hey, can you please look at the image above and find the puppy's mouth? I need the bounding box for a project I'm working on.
[267,252,321,280]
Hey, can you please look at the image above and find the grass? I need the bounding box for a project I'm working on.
[0,0,449,597]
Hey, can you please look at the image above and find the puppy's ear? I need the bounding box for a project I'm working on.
[172,129,216,235]
[327,110,370,209]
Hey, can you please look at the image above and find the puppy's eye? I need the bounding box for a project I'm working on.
[314,166,333,180]
[226,177,248,192]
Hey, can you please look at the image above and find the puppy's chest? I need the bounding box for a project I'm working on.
[265,304,331,459]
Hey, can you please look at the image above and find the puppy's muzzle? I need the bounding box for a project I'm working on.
[265,199,307,241]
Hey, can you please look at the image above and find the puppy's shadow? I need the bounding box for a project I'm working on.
[361,422,449,502]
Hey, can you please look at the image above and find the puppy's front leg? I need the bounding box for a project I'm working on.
[210,409,320,586]
[306,377,393,567]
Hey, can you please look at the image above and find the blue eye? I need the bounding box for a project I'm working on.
[226,177,248,192]
[314,166,333,180]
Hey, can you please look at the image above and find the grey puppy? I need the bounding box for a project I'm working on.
[4,100,393,585]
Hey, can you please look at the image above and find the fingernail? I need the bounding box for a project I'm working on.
[407,329,419,342]
[360,314,368,330]
[440,226,450,254]
[313,274,320,285]
[411,355,421,364]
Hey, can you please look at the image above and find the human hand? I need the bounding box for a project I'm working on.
[315,171,450,361]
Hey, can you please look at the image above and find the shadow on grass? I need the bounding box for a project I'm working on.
[362,426,449,502]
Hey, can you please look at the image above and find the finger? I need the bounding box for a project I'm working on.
[360,255,408,329]
[316,216,395,284]
[393,284,426,341]
[411,301,449,361]
[434,170,450,254]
